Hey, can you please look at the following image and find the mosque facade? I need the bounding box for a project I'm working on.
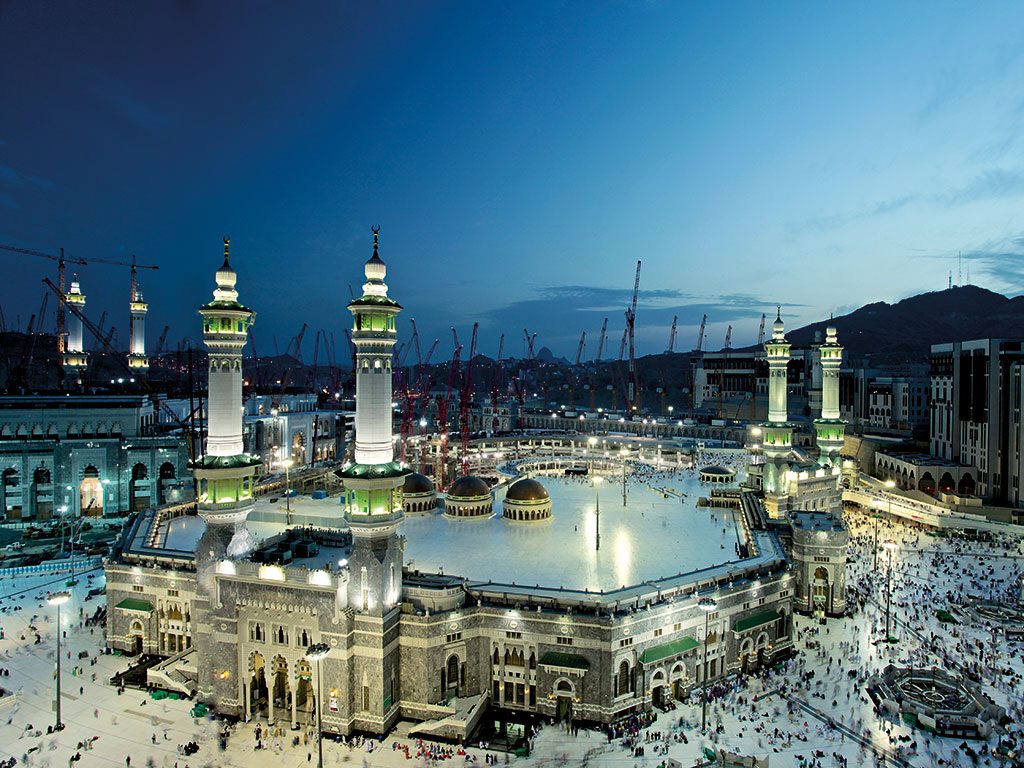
[104,237,846,740]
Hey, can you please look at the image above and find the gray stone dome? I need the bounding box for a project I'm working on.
[403,472,435,494]
[505,478,549,502]
[447,475,490,499]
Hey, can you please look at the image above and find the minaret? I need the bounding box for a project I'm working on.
[62,274,89,377]
[761,308,793,497]
[339,227,409,615]
[814,317,845,466]
[192,238,261,567]
[337,228,408,732]
[127,268,149,370]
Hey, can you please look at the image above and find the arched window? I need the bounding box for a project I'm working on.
[617,660,631,696]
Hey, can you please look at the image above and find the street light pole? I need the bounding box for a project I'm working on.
[593,476,602,552]
[884,539,897,640]
[698,596,717,732]
[305,642,330,768]
[48,591,70,731]
[875,480,896,570]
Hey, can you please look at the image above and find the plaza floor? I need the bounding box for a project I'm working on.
[3,498,1023,767]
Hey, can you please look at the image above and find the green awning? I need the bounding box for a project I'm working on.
[734,609,780,633]
[115,598,153,613]
[639,636,699,664]
[539,652,590,670]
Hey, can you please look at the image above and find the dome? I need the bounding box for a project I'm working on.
[505,478,549,502]
[403,472,435,495]
[447,475,490,499]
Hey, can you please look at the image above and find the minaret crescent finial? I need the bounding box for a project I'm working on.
[223,236,231,266]
[371,226,380,257]
[776,304,781,321]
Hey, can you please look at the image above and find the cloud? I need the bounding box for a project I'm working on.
[0,164,52,190]
[921,234,1024,293]
[940,168,1024,206]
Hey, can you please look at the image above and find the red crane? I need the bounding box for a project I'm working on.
[624,260,641,412]
[436,344,462,489]
[415,337,440,473]
[459,323,479,476]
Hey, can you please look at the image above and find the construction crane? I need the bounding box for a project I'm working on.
[667,316,678,353]
[624,260,641,411]
[489,334,505,433]
[756,313,766,346]
[459,323,479,476]
[436,344,463,489]
[595,318,608,361]
[415,337,440,472]
[155,325,170,356]
[688,313,708,413]
[574,331,586,366]
[0,244,87,355]
[695,314,707,353]
[717,325,732,417]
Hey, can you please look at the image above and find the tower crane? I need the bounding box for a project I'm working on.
[155,325,170,356]
[689,313,708,413]
[0,244,87,355]
[459,323,479,476]
[717,325,732,417]
[574,331,586,366]
[696,314,707,353]
[667,315,678,353]
[624,260,641,411]
[595,318,608,361]
[415,337,440,473]
[756,313,766,346]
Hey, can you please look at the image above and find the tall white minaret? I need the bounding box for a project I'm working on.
[761,308,793,498]
[62,274,88,377]
[339,227,409,616]
[127,268,149,370]
[193,238,260,555]
[815,317,845,466]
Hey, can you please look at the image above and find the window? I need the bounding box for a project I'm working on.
[167,589,179,597]
[556,636,573,646]
[619,637,633,648]
[446,632,462,643]
[673,623,682,632]
[506,631,522,639]
[132,585,145,593]
[653,628,663,638]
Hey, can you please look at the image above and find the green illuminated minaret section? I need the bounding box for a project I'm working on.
[193,238,261,558]
[814,318,845,466]
[338,227,409,615]
[761,308,793,496]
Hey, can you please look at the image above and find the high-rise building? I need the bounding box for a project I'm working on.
[930,339,1024,501]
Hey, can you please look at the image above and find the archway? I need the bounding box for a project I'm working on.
[271,656,291,721]
[555,679,574,721]
[129,620,145,655]
[249,652,268,718]
[650,669,666,707]
[295,658,314,724]
[3,468,20,520]
[158,462,176,505]
[670,661,687,701]
[938,472,955,494]
[958,472,976,496]
[918,471,935,495]
[812,566,830,615]
[740,638,755,672]
[445,654,460,698]
[617,659,631,696]
[292,431,307,465]
[130,463,149,512]
[32,466,52,520]
[80,466,104,516]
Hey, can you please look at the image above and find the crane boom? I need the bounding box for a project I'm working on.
[625,259,641,410]
[668,315,677,353]
[696,314,707,353]
[459,323,479,475]
[575,331,586,366]
[596,317,608,361]
[756,313,766,346]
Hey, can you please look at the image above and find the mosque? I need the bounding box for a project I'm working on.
[104,234,847,741]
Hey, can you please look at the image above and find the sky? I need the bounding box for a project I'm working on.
[2,1,1024,362]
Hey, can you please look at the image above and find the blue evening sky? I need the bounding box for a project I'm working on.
[2,1,1024,360]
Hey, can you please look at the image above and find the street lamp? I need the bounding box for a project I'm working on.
[48,591,70,731]
[698,596,718,732]
[277,458,295,525]
[883,539,898,641]
[305,642,331,768]
[876,480,896,569]
[592,476,603,551]
[620,448,629,507]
